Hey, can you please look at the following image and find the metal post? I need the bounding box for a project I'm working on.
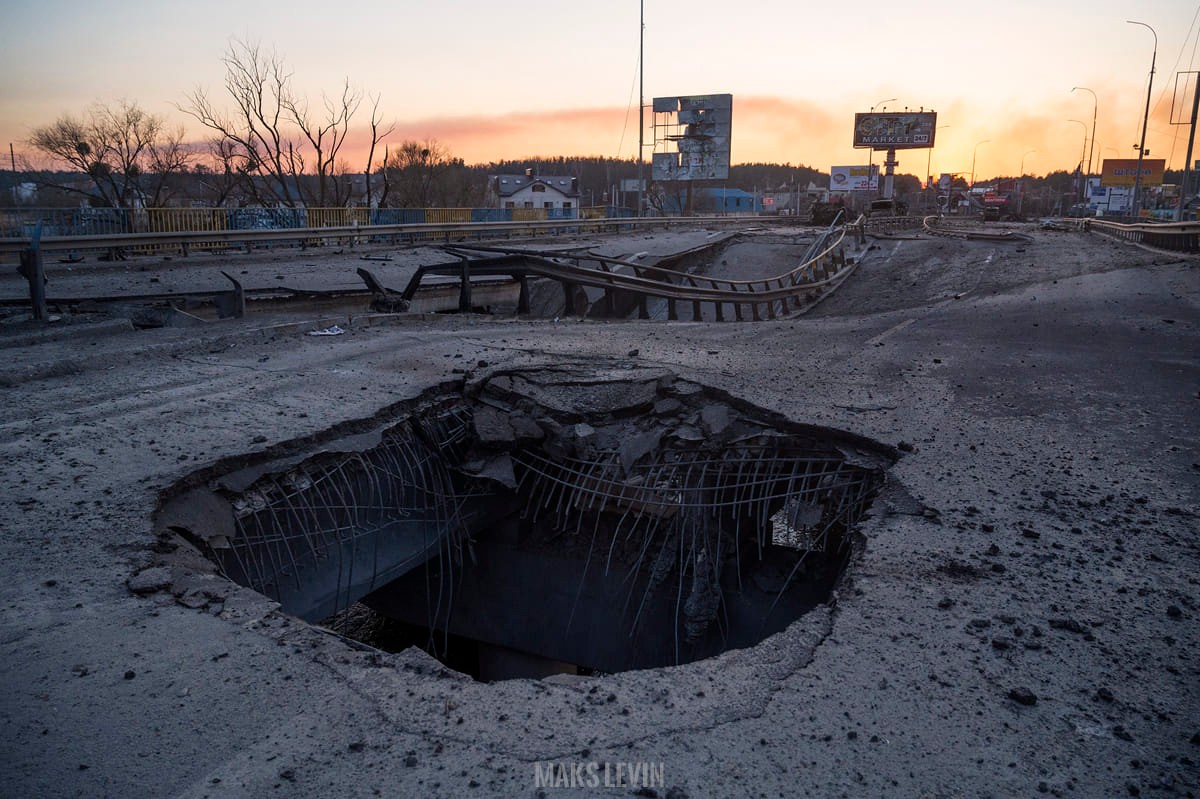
[636,0,644,218]
[970,140,990,189]
[882,148,897,200]
[1179,73,1200,220]
[1128,20,1157,218]
[1068,120,1088,203]
[17,221,47,321]
[1073,87,1098,183]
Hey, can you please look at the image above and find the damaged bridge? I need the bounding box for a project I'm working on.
[366,222,866,321]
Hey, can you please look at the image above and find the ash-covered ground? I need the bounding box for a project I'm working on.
[1,223,1197,798]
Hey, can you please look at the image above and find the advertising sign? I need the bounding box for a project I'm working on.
[829,165,879,191]
[1100,158,1166,187]
[651,93,733,181]
[853,112,937,150]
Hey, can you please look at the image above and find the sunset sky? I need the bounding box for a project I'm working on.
[2,0,1199,182]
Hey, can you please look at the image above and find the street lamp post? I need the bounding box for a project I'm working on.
[1019,150,1036,214]
[1020,149,1037,176]
[970,140,990,188]
[1128,20,1157,217]
[1072,86,1098,180]
[1068,119,1088,203]
[926,123,950,211]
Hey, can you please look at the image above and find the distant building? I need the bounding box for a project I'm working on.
[12,182,37,204]
[488,172,579,213]
[660,187,759,215]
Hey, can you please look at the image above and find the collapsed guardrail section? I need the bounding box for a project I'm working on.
[395,221,867,322]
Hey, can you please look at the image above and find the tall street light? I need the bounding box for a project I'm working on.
[970,140,990,188]
[926,123,950,210]
[1020,149,1037,176]
[1068,119,1088,202]
[1072,86,1098,180]
[1019,150,1036,215]
[867,97,896,200]
[1128,20,1157,217]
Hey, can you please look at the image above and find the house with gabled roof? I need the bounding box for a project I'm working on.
[488,170,579,215]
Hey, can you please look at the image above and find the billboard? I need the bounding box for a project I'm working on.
[651,93,733,181]
[1100,158,1166,187]
[853,111,937,150]
[830,165,879,191]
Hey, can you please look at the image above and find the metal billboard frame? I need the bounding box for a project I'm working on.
[651,94,733,182]
[853,112,937,151]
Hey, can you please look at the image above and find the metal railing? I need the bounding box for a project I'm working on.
[0,211,800,260]
[1084,218,1200,253]
[397,215,869,322]
[0,205,623,241]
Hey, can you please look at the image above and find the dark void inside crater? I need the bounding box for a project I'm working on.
[156,368,893,680]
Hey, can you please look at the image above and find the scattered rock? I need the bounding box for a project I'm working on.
[127,566,172,595]
[700,404,731,436]
[1049,618,1089,635]
[653,398,683,416]
[1008,687,1038,706]
[472,406,516,445]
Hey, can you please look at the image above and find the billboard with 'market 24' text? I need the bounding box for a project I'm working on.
[853,112,937,150]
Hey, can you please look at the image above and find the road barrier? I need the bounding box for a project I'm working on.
[0,212,800,260]
[1084,218,1200,253]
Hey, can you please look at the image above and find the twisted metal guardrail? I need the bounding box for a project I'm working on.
[398,216,869,322]
[4,212,873,322]
[0,213,796,260]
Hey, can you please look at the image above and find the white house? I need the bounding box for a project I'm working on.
[489,173,579,213]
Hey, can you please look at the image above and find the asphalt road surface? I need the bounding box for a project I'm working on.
[1,223,1196,798]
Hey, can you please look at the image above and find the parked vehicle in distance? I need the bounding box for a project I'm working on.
[868,198,908,217]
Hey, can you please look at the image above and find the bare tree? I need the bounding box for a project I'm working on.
[26,100,192,208]
[378,139,462,208]
[181,38,389,208]
[363,94,394,208]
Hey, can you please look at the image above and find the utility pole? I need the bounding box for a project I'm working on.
[1177,72,1199,220]
[1128,20,1157,218]
[637,0,644,218]
[1073,87,1098,196]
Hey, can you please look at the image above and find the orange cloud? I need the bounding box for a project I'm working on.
[191,89,1200,180]
[330,96,845,169]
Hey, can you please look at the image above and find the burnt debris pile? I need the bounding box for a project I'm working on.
[156,367,893,679]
